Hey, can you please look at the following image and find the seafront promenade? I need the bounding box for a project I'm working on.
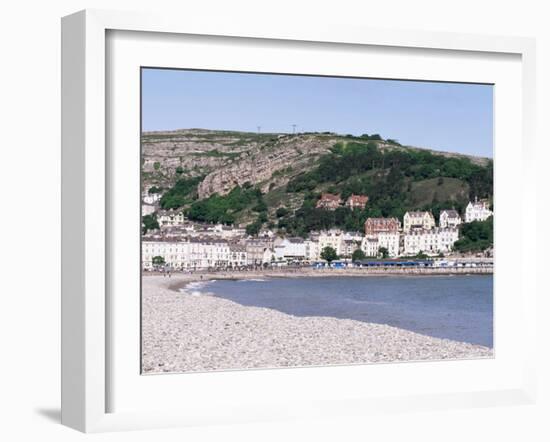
[146,264,493,286]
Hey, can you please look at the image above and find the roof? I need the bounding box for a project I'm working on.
[157,209,184,216]
[440,209,460,218]
[405,211,434,218]
[347,194,368,202]
[319,193,341,201]
[365,217,399,223]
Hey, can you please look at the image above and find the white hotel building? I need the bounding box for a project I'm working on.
[142,239,247,270]
[274,238,308,261]
[361,231,400,258]
[403,228,459,256]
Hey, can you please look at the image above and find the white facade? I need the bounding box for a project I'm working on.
[305,240,320,261]
[341,239,361,258]
[377,231,400,257]
[142,240,247,270]
[360,232,400,258]
[465,199,493,223]
[318,229,344,255]
[262,248,276,265]
[403,211,435,232]
[274,238,307,261]
[141,203,156,217]
[403,228,459,256]
[361,237,379,257]
[210,224,246,239]
[245,239,271,266]
[439,210,462,228]
[157,210,185,227]
[142,191,161,205]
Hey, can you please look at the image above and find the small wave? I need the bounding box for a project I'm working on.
[238,278,268,282]
[179,280,213,296]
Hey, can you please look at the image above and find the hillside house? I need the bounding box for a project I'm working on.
[403,211,435,232]
[316,193,342,210]
[465,198,493,223]
[345,194,369,210]
[439,209,462,228]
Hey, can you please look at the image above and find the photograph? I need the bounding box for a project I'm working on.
[140,68,494,374]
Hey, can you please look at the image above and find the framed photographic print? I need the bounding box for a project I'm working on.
[61,9,538,432]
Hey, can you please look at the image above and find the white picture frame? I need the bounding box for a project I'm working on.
[61,9,538,433]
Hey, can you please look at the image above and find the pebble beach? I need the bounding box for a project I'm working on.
[141,272,493,373]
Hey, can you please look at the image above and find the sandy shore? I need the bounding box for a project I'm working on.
[142,272,493,373]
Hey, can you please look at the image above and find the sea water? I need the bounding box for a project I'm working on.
[197,275,493,347]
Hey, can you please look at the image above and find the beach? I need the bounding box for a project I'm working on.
[142,271,493,373]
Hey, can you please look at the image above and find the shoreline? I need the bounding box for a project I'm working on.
[158,266,493,293]
[142,273,493,374]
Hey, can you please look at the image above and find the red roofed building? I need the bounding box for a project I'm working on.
[316,193,342,210]
[364,217,400,236]
[345,194,369,210]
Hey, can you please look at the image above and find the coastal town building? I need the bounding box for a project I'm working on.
[157,209,186,227]
[341,239,361,258]
[142,238,248,270]
[209,223,247,239]
[142,191,161,205]
[361,237,380,257]
[403,211,436,232]
[262,248,276,265]
[403,228,459,256]
[245,239,272,266]
[345,194,369,210]
[305,239,320,261]
[437,228,460,253]
[316,193,342,210]
[274,238,308,261]
[361,231,400,258]
[465,198,493,223]
[376,231,400,257]
[364,217,400,236]
[142,203,156,217]
[439,210,462,228]
[318,229,344,255]
[342,231,364,243]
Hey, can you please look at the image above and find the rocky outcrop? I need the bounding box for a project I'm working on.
[197,135,334,198]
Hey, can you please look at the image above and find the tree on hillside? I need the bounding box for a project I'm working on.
[142,214,159,234]
[320,246,339,264]
[453,217,493,252]
[276,207,289,218]
[352,249,366,262]
[246,220,262,236]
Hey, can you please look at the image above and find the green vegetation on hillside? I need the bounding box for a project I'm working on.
[186,183,266,225]
[453,217,493,253]
[142,214,159,234]
[159,176,203,209]
[276,141,492,236]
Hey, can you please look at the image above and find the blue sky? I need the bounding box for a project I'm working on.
[142,68,493,158]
